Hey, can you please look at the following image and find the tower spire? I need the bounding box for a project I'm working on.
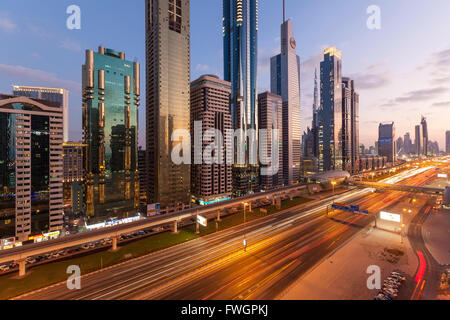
[283,0,286,22]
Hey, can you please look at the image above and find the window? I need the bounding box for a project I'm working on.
[168,0,182,33]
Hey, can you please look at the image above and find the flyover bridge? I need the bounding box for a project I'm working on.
[0,183,312,274]
[350,181,444,195]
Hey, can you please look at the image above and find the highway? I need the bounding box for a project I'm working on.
[13,165,443,300]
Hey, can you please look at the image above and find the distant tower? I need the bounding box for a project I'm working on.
[312,69,319,158]
[421,116,428,157]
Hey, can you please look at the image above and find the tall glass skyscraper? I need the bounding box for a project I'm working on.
[82,46,140,219]
[421,116,428,157]
[319,47,343,172]
[146,0,191,209]
[223,0,259,196]
[270,1,301,185]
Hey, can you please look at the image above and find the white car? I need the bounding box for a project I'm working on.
[0,265,9,272]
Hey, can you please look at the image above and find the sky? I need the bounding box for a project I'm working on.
[0,0,449,149]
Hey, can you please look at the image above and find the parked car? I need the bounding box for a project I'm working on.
[0,265,9,272]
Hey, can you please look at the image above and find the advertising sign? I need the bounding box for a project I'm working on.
[379,211,401,223]
[147,203,160,216]
[197,215,207,227]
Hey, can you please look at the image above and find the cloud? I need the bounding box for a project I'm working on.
[0,17,17,32]
[0,63,81,92]
[394,87,447,103]
[195,64,209,72]
[59,39,82,53]
[349,63,391,90]
[431,101,450,108]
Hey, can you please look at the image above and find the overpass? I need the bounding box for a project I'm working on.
[350,181,444,195]
[0,183,313,275]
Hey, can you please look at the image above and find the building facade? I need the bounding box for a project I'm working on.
[63,142,84,216]
[146,0,191,209]
[342,77,359,173]
[258,92,283,190]
[12,86,69,143]
[223,0,259,196]
[378,122,396,164]
[0,95,64,241]
[270,12,301,185]
[318,47,343,172]
[421,116,428,157]
[82,46,140,219]
[138,147,147,206]
[415,125,422,157]
[190,75,233,205]
[446,130,450,155]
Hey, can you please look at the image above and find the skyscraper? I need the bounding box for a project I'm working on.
[190,75,233,205]
[415,125,422,157]
[223,0,259,196]
[421,116,428,157]
[404,132,413,155]
[318,47,343,172]
[378,122,396,164]
[146,0,191,208]
[82,46,140,219]
[446,131,450,155]
[312,68,319,158]
[342,77,359,173]
[63,142,85,216]
[258,91,283,189]
[270,0,301,184]
[12,85,69,142]
[0,94,64,241]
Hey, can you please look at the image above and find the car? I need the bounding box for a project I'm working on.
[26,257,36,264]
[390,272,406,281]
[375,292,393,300]
[382,288,398,297]
[0,265,9,272]
[380,291,396,300]
[81,244,90,250]
[9,262,17,269]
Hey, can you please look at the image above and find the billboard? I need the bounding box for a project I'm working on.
[147,203,160,216]
[197,215,207,227]
[379,211,401,223]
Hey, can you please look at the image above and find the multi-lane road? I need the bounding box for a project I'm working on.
[13,164,446,300]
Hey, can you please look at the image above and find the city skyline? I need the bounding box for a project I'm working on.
[0,0,449,149]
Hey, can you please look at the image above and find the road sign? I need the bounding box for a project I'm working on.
[197,215,207,227]
[379,211,401,223]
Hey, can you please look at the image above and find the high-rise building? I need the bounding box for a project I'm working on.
[378,122,396,164]
[138,147,147,206]
[258,91,283,190]
[312,69,319,158]
[82,46,140,219]
[0,94,64,241]
[12,85,69,142]
[318,47,343,172]
[146,0,191,209]
[270,1,301,184]
[223,0,259,196]
[404,132,413,155]
[421,116,428,157]
[415,125,422,157]
[342,77,359,173]
[190,75,233,205]
[446,131,450,155]
[63,142,84,216]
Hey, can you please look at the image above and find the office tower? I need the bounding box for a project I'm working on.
[318,47,343,172]
[12,85,69,142]
[378,122,396,164]
[63,142,84,216]
[270,1,301,184]
[446,131,450,154]
[146,0,191,208]
[404,132,413,155]
[258,91,283,189]
[223,0,259,195]
[415,125,422,156]
[342,77,359,173]
[82,46,140,219]
[421,116,428,157]
[0,94,64,241]
[190,75,233,205]
[138,147,147,206]
[312,69,319,158]
[396,137,404,156]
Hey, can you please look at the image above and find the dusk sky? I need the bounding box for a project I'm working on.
[1,0,449,148]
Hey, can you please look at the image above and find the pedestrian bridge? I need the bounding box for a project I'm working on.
[350,181,444,195]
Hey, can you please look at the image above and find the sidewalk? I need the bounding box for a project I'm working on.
[280,227,418,300]
[422,209,450,266]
